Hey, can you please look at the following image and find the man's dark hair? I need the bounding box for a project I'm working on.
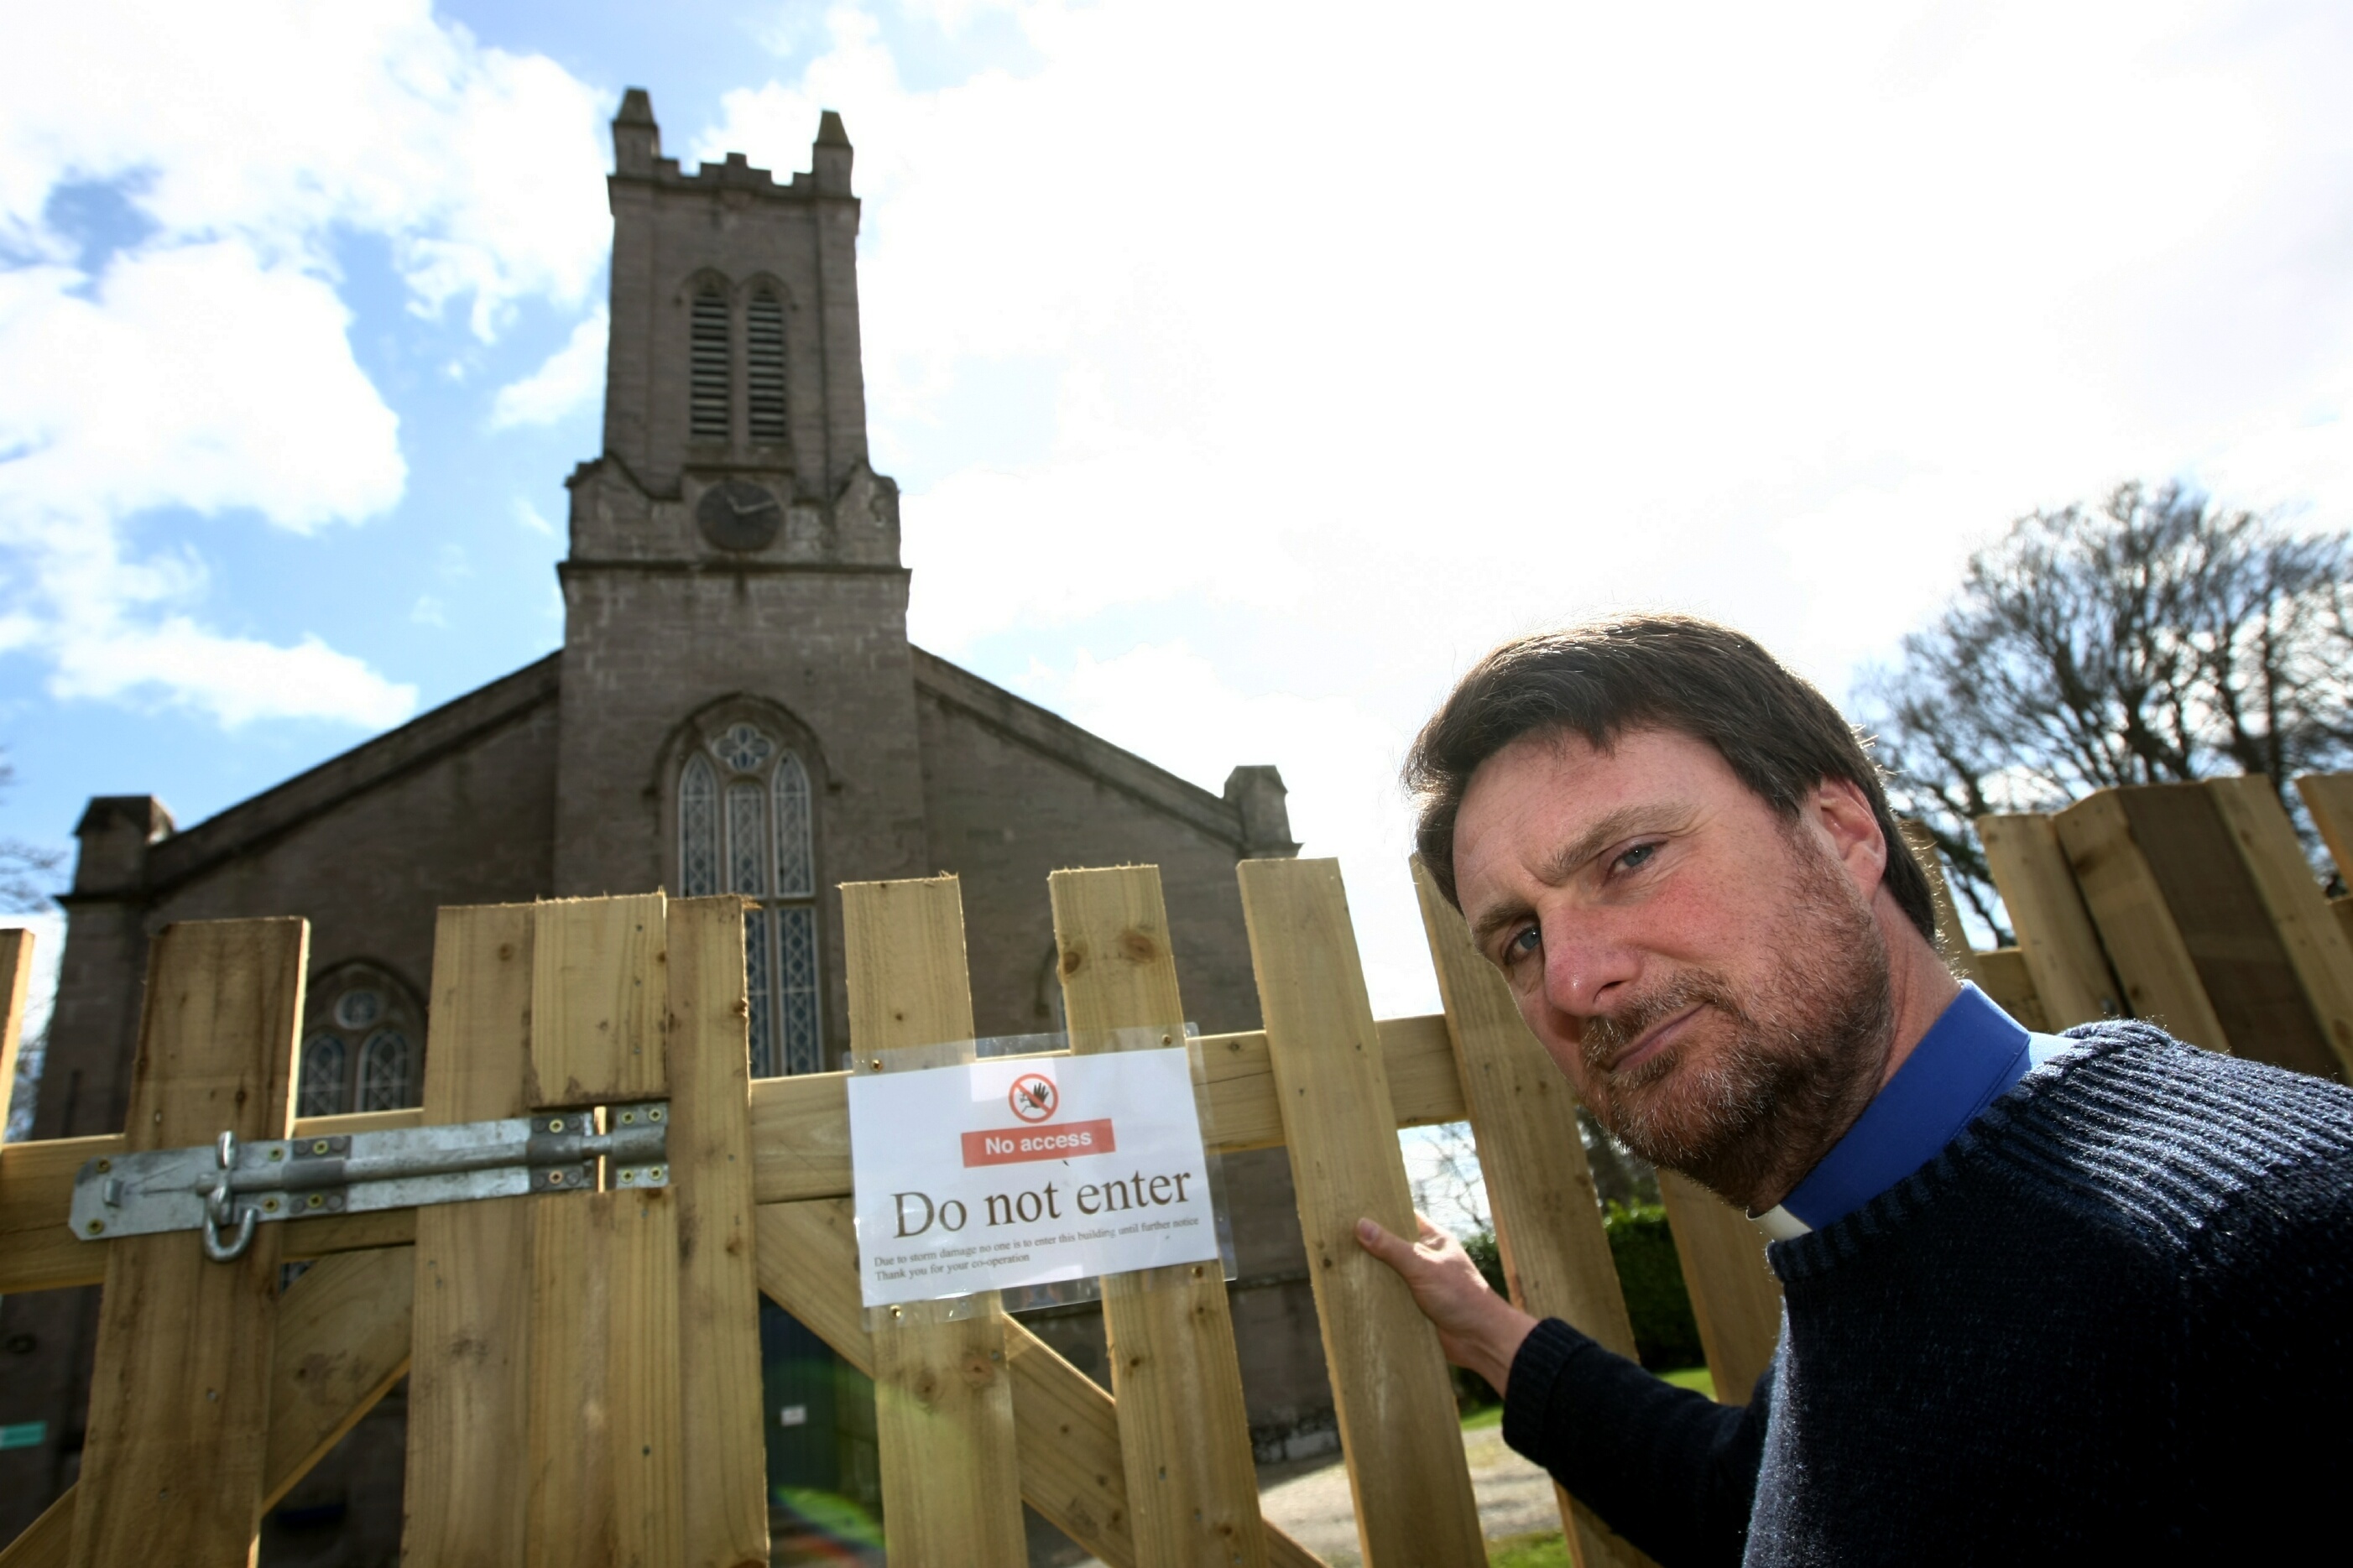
[1405,614,1938,943]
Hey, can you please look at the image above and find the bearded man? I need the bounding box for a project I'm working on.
[1358,616,2353,1564]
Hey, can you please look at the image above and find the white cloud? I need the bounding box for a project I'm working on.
[50,619,415,730]
[490,305,609,430]
[698,0,2353,1009]
[511,497,558,536]
[0,0,609,731]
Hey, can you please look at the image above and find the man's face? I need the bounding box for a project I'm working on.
[1451,726,1896,1205]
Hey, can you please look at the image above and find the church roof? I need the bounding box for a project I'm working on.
[910,649,1249,847]
[131,643,1257,899]
[141,654,561,897]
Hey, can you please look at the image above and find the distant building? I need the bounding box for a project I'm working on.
[0,93,1336,1559]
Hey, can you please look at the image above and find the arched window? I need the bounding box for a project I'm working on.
[747,289,787,445]
[296,963,425,1116]
[690,284,731,441]
[357,1029,414,1112]
[680,720,824,1076]
[297,1034,347,1117]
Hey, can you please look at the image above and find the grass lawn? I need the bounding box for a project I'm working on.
[1488,1530,1569,1566]
[1658,1365,1715,1399]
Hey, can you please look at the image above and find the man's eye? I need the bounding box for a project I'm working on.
[1616,842,1657,873]
[1505,926,1541,961]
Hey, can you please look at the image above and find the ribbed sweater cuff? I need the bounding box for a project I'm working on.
[1502,1315,1590,1463]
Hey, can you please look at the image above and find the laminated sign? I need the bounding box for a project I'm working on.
[846,1048,1218,1306]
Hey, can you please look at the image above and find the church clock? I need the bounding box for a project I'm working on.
[697,478,782,551]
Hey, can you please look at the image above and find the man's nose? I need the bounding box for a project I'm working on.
[1542,919,1641,1019]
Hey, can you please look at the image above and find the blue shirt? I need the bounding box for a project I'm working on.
[1754,985,2068,1239]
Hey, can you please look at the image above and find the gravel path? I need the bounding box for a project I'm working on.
[1056,1424,1559,1568]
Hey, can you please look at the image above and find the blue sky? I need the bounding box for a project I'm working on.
[7,1,2353,1034]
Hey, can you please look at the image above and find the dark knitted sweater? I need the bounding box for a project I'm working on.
[1501,1024,2353,1565]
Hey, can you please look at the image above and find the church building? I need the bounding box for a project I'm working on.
[0,93,1338,1558]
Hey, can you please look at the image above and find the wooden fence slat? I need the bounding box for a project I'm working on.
[531,893,667,1103]
[663,897,770,1568]
[840,876,1027,1568]
[1970,950,2050,1032]
[0,928,29,1130]
[525,894,682,1568]
[2,1018,1470,1296]
[3,1244,417,1568]
[527,1191,615,1567]
[1050,865,1269,1568]
[2294,773,2353,877]
[404,903,539,1567]
[2208,777,2353,1080]
[1652,1172,1782,1403]
[2075,784,2348,1078]
[1977,813,2122,1028]
[751,1199,1328,1568]
[1238,857,1485,1568]
[69,918,305,1568]
[1410,858,1652,1568]
[263,1244,416,1508]
[2053,792,2231,1050]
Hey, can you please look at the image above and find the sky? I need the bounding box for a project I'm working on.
[5,0,2353,1051]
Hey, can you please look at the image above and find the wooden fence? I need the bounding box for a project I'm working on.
[3,770,2349,1566]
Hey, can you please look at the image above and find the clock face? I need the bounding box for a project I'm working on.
[696,479,782,551]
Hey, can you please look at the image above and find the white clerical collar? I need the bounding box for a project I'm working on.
[1752,1205,1812,1241]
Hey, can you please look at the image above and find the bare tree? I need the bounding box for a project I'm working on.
[1865,482,2353,937]
[1,749,63,914]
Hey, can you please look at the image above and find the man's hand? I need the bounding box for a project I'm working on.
[1355,1212,1539,1398]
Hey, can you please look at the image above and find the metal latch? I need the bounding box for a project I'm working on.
[72,1103,670,1261]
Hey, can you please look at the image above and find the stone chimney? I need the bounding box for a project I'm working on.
[1223,767,1299,858]
[70,796,173,898]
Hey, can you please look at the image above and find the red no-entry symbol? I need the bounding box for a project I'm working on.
[1008,1072,1059,1123]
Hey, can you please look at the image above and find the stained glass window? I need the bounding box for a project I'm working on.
[297,1034,347,1117]
[774,753,814,899]
[681,718,823,1077]
[681,756,719,897]
[298,966,423,1115]
[357,1030,412,1112]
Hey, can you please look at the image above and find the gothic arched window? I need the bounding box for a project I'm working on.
[747,289,787,445]
[296,963,425,1116]
[680,721,823,1076]
[690,284,731,441]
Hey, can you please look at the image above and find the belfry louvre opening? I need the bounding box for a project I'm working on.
[690,284,729,440]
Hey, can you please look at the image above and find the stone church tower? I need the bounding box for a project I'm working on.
[0,94,1334,1557]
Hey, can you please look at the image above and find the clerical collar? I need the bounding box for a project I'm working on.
[1754,985,2054,1241]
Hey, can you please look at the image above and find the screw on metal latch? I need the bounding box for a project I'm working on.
[268,1147,284,1162]
[547,1117,566,1133]
[86,1219,105,1235]
[546,1169,565,1185]
[618,1110,635,1125]
[263,1198,280,1213]
[647,1107,664,1123]
[649,1166,665,1181]
[94,1158,112,1174]
[310,1140,330,1155]
[306,1193,325,1210]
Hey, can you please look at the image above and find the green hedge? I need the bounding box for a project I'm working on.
[1604,1202,1705,1371]
[1461,1202,1705,1378]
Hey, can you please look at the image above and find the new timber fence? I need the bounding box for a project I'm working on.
[4,768,2351,1566]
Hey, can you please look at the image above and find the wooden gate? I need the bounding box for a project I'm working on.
[8,776,2347,1565]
